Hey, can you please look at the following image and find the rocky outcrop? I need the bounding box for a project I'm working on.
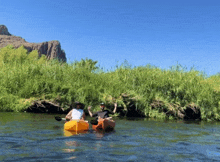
[150,100,201,120]
[25,100,85,114]
[26,100,66,114]
[0,25,11,35]
[0,25,66,61]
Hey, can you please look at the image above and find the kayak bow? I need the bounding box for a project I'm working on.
[64,120,89,132]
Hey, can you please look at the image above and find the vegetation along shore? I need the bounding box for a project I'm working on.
[1,45,220,121]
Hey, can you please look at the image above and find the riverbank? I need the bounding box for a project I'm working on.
[1,45,220,121]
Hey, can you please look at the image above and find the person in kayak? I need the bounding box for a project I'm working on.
[88,102,117,124]
[65,102,86,120]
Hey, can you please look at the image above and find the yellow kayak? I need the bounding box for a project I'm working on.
[64,120,89,131]
[64,129,89,137]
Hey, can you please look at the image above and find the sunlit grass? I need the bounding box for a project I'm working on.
[0,45,220,121]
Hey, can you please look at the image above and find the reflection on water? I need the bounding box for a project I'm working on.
[1,112,220,161]
[64,130,89,137]
[63,129,115,160]
[63,140,79,160]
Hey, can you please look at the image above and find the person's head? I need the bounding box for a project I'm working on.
[100,102,105,110]
[76,102,83,109]
[72,102,83,109]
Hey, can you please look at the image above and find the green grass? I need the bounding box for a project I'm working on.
[1,45,220,121]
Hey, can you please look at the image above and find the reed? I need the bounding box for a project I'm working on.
[0,45,220,120]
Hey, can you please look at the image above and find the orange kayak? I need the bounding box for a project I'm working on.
[64,120,89,132]
[92,118,115,131]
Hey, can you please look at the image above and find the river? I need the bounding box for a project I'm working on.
[1,112,220,161]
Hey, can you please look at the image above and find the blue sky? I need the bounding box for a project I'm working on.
[1,0,220,76]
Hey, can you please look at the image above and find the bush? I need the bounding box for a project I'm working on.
[0,45,220,120]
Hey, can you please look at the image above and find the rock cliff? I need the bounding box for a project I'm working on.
[0,25,66,61]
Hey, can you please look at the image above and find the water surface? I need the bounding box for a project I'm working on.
[1,112,220,161]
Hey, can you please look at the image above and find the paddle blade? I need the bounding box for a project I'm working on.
[55,116,62,121]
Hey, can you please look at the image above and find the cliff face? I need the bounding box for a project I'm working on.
[0,25,66,62]
[0,25,11,35]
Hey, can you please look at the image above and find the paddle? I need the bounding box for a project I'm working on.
[55,116,69,121]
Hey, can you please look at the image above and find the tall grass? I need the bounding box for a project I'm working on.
[0,45,220,120]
